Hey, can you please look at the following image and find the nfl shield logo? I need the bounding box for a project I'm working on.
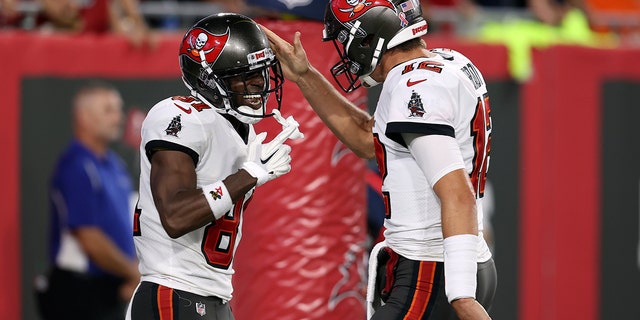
[196,302,206,316]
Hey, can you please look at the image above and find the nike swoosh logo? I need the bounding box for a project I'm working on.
[260,153,275,165]
[174,103,192,114]
[406,78,427,87]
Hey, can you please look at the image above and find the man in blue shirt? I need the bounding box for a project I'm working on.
[37,82,140,320]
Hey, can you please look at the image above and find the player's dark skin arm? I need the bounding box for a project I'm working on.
[150,150,256,238]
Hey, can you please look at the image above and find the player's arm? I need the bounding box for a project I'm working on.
[403,133,491,320]
[435,171,490,320]
[261,26,375,159]
[435,169,478,237]
[402,133,478,235]
[150,150,255,238]
[110,0,156,48]
[297,65,375,159]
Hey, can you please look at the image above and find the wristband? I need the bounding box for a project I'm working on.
[443,234,478,303]
[202,181,233,219]
[241,161,268,186]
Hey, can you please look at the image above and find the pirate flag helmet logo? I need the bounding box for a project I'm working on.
[179,27,229,67]
[332,0,395,21]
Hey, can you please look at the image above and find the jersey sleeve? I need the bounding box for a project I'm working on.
[403,133,466,186]
[141,98,210,166]
[384,77,457,147]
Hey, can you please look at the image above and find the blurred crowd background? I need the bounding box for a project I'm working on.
[2,0,638,81]
[1,0,639,44]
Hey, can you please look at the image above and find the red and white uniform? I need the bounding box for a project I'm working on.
[372,48,492,263]
[133,96,254,301]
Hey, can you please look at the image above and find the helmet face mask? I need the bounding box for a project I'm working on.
[216,62,284,123]
[323,0,428,93]
[179,13,284,124]
[329,35,364,93]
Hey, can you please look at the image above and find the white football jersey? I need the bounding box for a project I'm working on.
[134,95,254,301]
[373,48,492,262]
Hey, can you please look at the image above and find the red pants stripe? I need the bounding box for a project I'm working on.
[156,285,175,320]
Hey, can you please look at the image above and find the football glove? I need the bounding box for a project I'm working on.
[271,109,304,143]
[242,132,292,186]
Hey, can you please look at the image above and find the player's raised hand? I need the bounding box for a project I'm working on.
[259,25,310,83]
[242,132,292,186]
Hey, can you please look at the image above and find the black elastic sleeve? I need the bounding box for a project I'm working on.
[385,122,455,148]
[145,140,199,166]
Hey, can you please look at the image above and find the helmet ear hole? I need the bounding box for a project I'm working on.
[209,92,223,106]
[360,34,374,48]
[195,76,225,108]
[337,30,349,44]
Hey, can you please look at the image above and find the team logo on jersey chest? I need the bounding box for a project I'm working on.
[407,90,425,117]
[165,115,182,137]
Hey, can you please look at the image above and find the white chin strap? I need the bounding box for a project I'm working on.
[228,105,264,124]
[361,75,381,88]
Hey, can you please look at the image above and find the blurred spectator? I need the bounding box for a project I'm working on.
[421,0,587,34]
[425,0,600,80]
[142,0,252,30]
[419,0,461,33]
[35,0,156,47]
[584,0,640,38]
[526,0,584,26]
[488,0,586,26]
[208,0,249,14]
[0,0,157,47]
[0,0,24,27]
[35,82,140,320]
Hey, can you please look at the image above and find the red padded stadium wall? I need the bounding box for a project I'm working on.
[231,21,369,320]
[520,45,640,320]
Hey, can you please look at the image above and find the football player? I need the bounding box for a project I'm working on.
[262,0,497,319]
[126,13,302,320]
